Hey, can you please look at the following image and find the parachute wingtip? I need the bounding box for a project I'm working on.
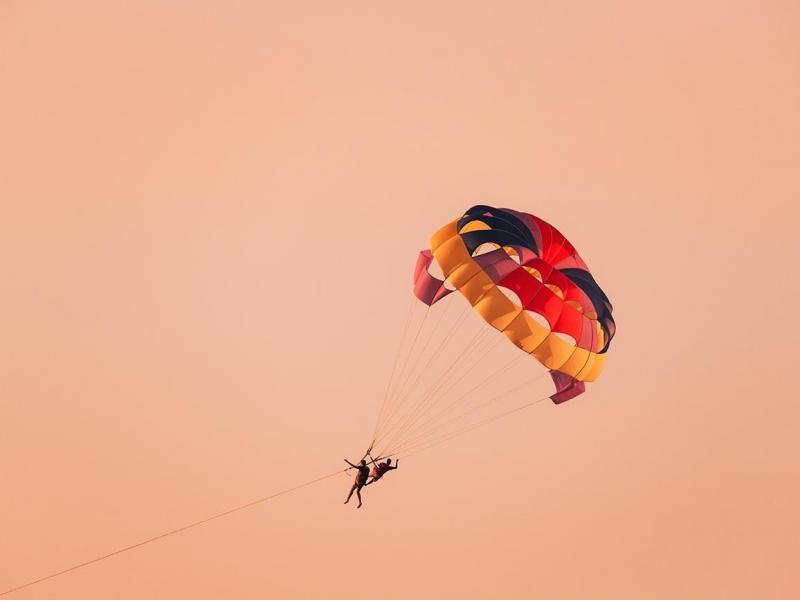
[549,371,586,404]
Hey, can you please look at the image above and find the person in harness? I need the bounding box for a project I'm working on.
[366,457,398,485]
[343,458,371,508]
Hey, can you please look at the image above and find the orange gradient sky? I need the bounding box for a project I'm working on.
[2,1,799,598]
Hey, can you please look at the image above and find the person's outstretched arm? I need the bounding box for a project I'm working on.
[344,459,357,468]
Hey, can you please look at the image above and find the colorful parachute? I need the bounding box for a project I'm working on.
[370,205,615,459]
[413,205,615,404]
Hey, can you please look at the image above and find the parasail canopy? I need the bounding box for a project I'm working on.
[371,204,616,460]
[413,205,615,404]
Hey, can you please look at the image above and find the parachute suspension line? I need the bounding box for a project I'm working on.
[390,395,552,460]
[375,300,470,442]
[375,324,496,456]
[372,304,432,442]
[404,394,552,456]
[416,330,503,409]
[408,345,529,437]
[383,302,430,408]
[372,295,418,443]
[379,339,522,456]
[379,330,507,452]
[388,370,549,455]
[376,318,487,448]
[391,300,471,409]
[390,301,454,399]
[374,302,478,454]
[0,468,347,598]
[375,300,454,440]
[383,334,549,453]
[387,329,497,444]
[386,375,534,456]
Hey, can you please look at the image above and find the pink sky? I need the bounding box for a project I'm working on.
[2,1,799,598]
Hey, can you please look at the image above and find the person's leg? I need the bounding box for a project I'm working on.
[345,484,357,504]
[356,485,363,508]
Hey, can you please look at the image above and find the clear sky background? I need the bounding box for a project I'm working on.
[2,1,798,598]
